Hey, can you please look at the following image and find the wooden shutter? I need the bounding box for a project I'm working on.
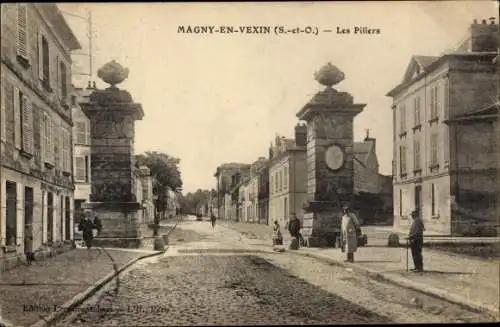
[13,87,21,149]
[38,32,44,80]
[1,79,5,141]
[16,4,28,58]
[56,56,60,99]
[21,95,33,155]
[41,113,46,161]
[75,157,85,181]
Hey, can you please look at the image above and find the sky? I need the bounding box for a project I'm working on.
[59,1,499,194]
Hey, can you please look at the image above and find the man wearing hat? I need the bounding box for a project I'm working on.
[340,204,361,262]
[409,209,425,272]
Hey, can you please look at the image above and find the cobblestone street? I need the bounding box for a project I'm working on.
[61,220,495,326]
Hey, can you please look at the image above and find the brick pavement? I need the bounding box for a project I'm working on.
[0,248,148,326]
[219,220,500,318]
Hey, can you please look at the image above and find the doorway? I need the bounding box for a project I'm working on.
[60,195,64,241]
[65,197,71,240]
[47,192,53,244]
[284,197,288,220]
[5,181,17,246]
[24,187,34,251]
[414,185,422,215]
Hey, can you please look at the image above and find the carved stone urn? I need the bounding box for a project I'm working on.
[313,62,345,88]
[97,60,130,88]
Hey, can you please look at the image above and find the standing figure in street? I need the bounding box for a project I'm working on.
[409,210,425,272]
[287,213,302,250]
[340,205,360,262]
[211,214,217,228]
[272,220,283,246]
[79,212,98,256]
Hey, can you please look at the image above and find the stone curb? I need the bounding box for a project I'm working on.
[29,249,166,327]
[219,223,499,319]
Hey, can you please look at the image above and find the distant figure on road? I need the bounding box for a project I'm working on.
[287,213,302,250]
[79,213,98,253]
[211,214,217,228]
[409,210,425,272]
[340,205,360,262]
[272,220,283,246]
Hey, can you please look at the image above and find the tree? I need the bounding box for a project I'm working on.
[135,151,183,217]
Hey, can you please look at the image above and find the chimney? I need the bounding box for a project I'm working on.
[364,128,376,152]
[469,17,499,52]
[295,123,307,146]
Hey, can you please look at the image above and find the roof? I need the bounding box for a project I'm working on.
[37,4,82,51]
[353,141,373,165]
[413,55,439,69]
[387,53,497,97]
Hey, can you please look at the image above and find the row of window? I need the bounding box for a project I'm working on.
[398,129,450,176]
[1,85,72,172]
[270,166,288,195]
[16,4,69,100]
[399,85,440,133]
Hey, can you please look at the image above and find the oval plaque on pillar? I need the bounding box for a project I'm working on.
[324,144,345,171]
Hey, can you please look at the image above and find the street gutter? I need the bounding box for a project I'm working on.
[29,249,166,327]
[31,217,183,327]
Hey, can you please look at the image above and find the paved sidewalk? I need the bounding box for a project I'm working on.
[219,220,500,318]
[0,248,157,327]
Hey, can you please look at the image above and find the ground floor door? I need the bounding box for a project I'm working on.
[47,192,53,244]
[65,197,71,240]
[60,195,64,241]
[6,181,17,246]
[284,197,288,220]
[24,187,34,252]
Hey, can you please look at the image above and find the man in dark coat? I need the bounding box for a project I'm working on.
[79,214,97,250]
[287,213,302,249]
[409,210,425,272]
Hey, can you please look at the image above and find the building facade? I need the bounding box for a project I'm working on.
[71,85,93,223]
[1,3,81,269]
[387,18,498,236]
[213,163,250,220]
[268,124,308,227]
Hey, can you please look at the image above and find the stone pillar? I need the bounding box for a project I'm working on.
[296,63,366,247]
[80,60,145,248]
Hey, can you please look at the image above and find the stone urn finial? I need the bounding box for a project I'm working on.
[97,60,129,88]
[314,62,345,88]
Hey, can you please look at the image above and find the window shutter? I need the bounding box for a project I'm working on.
[75,157,85,181]
[1,80,5,141]
[13,87,22,149]
[56,56,61,99]
[49,117,54,164]
[38,32,44,80]
[16,4,28,58]
[41,113,46,161]
[21,95,33,155]
[86,119,90,144]
[48,46,54,91]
